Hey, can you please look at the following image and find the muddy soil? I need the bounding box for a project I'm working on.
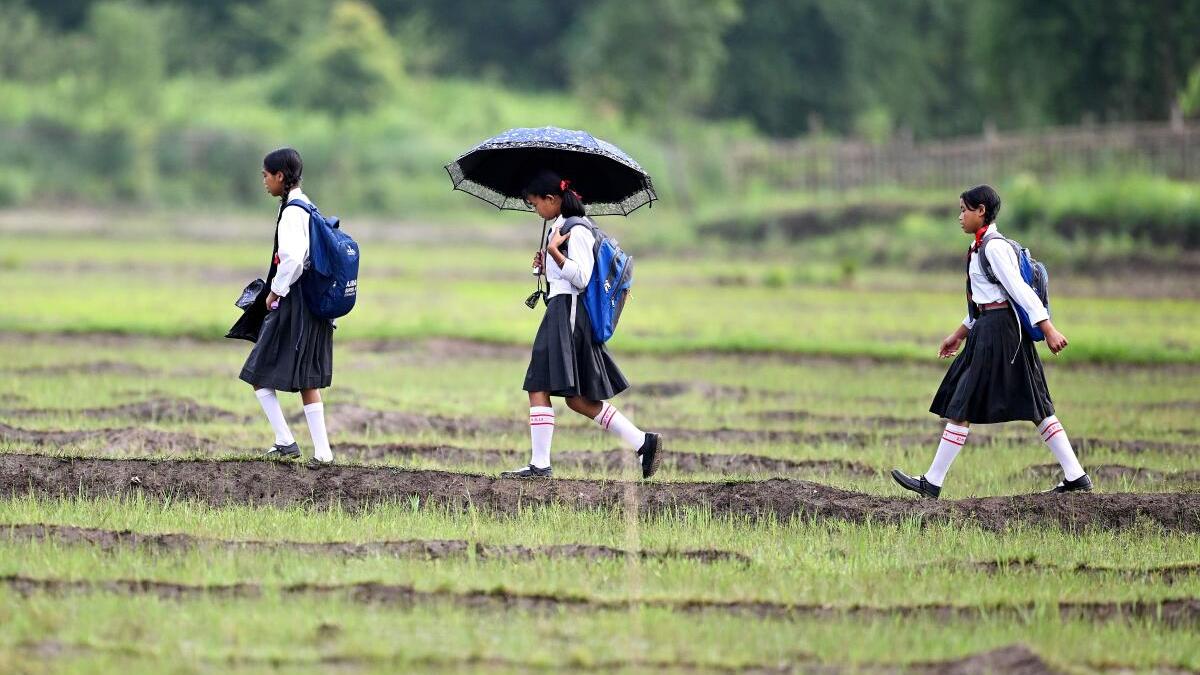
[1025,463,1200,484]
[0,523,748,564]
[0,423,220,454]
[9,639,1062,674]
[3,573,1198,627]
[341,442,877,477]
[26,397,248,424]
[7,361,155,377]
[964,557,1200,584]
[1,454,1197,534]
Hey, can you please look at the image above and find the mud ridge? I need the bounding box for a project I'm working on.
[0,421,873,477]
[11,640,1064,674]
[2,454,1199,533]
[6,407,1199,456]
[6,360,155,377]
[0,422,219,454]
[4,573,1199,627]
[0,523,749,565]
[965,557,1200,584]
[340,442,877,477]
[3,397,247,424]
[0,422,217,452]
[1025,463,1200,485]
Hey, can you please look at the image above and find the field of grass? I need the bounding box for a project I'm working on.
[1,211,1198,672]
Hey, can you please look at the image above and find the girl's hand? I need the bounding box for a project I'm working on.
[266,291,280,311]
[1041,322,1069,354]
[532,251,543,271]
[938,325,969,358]
[548,225,571,251]
[938,333,963,359]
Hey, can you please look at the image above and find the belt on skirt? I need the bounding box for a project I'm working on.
[976,300,1009,312]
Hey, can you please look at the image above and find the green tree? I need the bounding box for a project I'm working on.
[570,0,741,120]
[277,0,403,117]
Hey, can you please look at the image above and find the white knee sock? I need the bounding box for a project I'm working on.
[926,423,969,487]
[1038,416,1085,481]
[594,402,646,451]
[304,402,332,462]
[529,406,555,469]
[255,388,295,446]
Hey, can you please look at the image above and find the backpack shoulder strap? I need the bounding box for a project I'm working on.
[977,232,1010,285]
[286,199,318,214]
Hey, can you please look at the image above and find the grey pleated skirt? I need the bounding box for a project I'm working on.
[929,308,1054,424]
[239,290,333,392]
[523,293,629,400]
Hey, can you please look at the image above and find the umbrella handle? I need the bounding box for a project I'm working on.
[525,218,550,309]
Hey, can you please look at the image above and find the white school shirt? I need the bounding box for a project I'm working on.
[271,187,311,297]
[962,223,1049,330]
[542,216,596,298]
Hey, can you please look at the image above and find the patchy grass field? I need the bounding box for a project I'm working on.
[1,217,1198,672]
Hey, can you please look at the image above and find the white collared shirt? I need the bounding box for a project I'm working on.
[542,216,596,298]
[962,223,1050,330]
[271,187,311,297]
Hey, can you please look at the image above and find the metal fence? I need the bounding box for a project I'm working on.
[727,121,1200,193]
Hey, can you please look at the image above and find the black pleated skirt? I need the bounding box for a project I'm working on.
[929,308,1054,424]
[239,290,334,393]
[523,293,629,400]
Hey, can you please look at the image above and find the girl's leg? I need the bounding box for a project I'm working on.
[253,385,296,449]
[301,388,332,463]
[926,420,970,486]
[569,397,662,478]
[1036,416,1090,489]
[527,391,555,470]
[892,419,969,499]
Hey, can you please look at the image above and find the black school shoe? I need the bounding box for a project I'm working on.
[263,442,301,460]
[500,464,552,479]
[638,433,663,479]
[1044,473,1094,494]
[890,469,941,499]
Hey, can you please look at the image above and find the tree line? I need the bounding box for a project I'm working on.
[4,0,1198,140]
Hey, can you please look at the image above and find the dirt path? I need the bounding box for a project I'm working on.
[1,453,1197,533]
[0,523,748,564]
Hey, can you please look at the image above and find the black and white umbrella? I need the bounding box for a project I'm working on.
[445,126,657,216]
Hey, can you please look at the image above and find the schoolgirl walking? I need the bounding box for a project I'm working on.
[502,170,662,479]
[892,185,1092,498]
[238,147,335,465]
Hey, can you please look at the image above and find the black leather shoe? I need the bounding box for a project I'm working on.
[500,464,552,479]
[1045,473,1093,494]
[264,442,300,460]
[637,433,663,479]
[891,469,941,499]
[306,457,333,469]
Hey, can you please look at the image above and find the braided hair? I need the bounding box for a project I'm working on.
[523,170,585,218]
[263,147,303,221]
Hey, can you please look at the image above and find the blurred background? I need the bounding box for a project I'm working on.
[2,0,1200,348]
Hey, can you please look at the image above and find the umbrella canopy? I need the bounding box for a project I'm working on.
[445,126,657,216]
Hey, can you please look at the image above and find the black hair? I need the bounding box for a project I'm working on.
[523,169,586,219]
[960,184,1001,224]
[263,147,303,220]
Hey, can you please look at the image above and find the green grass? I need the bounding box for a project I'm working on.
[2,232,1199,364]
[2,212,1198,670]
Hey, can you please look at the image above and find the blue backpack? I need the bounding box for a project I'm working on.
[977,233,1050,341]
[287,199,360,320]
[561,216,633,345]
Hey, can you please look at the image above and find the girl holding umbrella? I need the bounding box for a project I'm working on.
[503,170,661,479]
[445,128,663,479]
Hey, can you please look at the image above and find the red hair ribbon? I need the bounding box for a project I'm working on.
[559,179,582,201]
